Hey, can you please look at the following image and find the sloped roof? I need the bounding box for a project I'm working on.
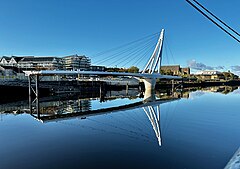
[1,56,11,61]
[19,57,57,62]
[11,56,25,62]
[63,54,89,59]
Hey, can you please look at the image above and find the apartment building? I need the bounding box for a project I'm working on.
[17,57,62,70]
[62,54,91,70]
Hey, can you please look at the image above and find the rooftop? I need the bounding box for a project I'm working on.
[19,57,58,62]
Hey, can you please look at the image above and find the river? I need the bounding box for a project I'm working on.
[0,86,239,169]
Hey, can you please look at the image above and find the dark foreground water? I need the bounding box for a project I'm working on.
[0,87,240,169]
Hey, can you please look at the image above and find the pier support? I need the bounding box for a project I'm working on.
[126,83,129,95]
[142,78,156,91]
[99,82,105,102]
[142,78,156,101]
[28,75,40,117]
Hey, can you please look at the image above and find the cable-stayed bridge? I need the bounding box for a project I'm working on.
[21,32,184,145]
[27,29,181,103]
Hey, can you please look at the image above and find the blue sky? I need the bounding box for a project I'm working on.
[0,0,239,73]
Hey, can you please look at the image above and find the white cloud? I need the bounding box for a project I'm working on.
[187,59,224,71]
[230,65,240,75]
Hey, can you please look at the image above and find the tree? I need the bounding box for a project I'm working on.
[127,66,139,73]
[106,66,140,73]
[160,69,173,75]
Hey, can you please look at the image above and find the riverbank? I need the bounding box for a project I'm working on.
[156,79,240,89]
[1,79,240,99]
[0,80,107,103]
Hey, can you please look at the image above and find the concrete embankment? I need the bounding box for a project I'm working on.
[224,147,240,169]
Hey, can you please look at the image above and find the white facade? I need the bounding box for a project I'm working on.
[195,70,222,75]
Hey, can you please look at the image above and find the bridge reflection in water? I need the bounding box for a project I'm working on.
[27,89,179,146]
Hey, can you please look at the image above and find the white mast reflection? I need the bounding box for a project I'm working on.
[143,105,161,146]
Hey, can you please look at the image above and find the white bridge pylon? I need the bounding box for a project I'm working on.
[140,29,180,91]
[143,105,162,146]
[142,29,164,74]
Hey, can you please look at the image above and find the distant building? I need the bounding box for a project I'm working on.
[195,70,225,81]
[8,56,25,67]
[18,57,62,70]
[90,65,106,72]
[0,56,11,65]
[181,67,190,75]
[160,65,190,75]
[0,56,30,67]
[62,54,91,70]
[0,55,91,71]
[0,54,99,72]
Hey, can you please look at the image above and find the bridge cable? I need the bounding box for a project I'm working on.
[191,0,240,37]
[129,43,156,69]
[87,118,153,140]
[165,37,176,64]
[123,40,157,67]
[92,32,160,58]
[114,38,158,67]
[186,0,240,43]
[58,120,153,143]
[93,35,158,65]
[164,44,170,65]
[106,113,153,137]
[103,36,157,66]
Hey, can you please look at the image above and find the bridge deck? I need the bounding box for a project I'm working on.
[26,70,182,80]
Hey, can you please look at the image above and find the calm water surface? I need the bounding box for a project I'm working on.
[0,87,240,169]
